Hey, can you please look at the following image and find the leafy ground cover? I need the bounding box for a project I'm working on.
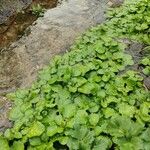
[0,0,150,149]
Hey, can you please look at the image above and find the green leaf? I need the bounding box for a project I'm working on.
[78,82,95,94]
[74,95,90,109]
[9,106,24,121]
[54,115,64,126]
[141,57,150,66]
[139,102,150,122]
[28,121,45,138]
[107,116,143,137]
[102,74,111,82]
[29,137,41,146]
[11,141,24,150]
[67,138,79,150]
[74,110,88,125]
[89,114,99,126]
[62,104,76,118]
[97,90,106,98]
[88,72,101,82]
[141,23,149,30]
[141,128,150,142]
[95,42,106,54]
[114,137,144,150]
[94,122,108,136]
[103,108,116,118]
[47,126,63,137]
[0,136,9,150]
[101,96,118,108]
[93,136,112,150]
[142,66,150,76]
[118,103,136,117]
[53,137,67,147]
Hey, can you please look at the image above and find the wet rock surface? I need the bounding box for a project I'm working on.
[0,0,32,25]
[0,0,109,95]
[0,0,58,49]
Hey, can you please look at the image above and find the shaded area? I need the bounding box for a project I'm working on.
[0,0,58,49]
[123,40,150,90]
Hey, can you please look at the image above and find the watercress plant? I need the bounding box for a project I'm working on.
[0,0,150,149]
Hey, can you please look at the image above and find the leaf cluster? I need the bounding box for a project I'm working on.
[31,4,45,17]
[106,0,150,43]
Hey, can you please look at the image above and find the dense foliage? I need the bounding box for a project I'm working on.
[106,0,150,43]
[0,0,150,149]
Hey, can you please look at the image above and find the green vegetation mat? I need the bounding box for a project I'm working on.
[0,0,150,149]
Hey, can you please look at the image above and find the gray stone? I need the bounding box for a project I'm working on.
[108,0,124,7]
[144,77,150,90]
[0,96,12,132]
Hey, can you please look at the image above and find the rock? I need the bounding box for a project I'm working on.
[118,39,150,91]
[0,0,109,95]
[144,77,150,90]
[0,49,22,95]
[0,24,9,34]
[108,0,124,7]
[117,39,145,76]
[0,96,12,131]
[0,0,32,25]
[125,40,144,64]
